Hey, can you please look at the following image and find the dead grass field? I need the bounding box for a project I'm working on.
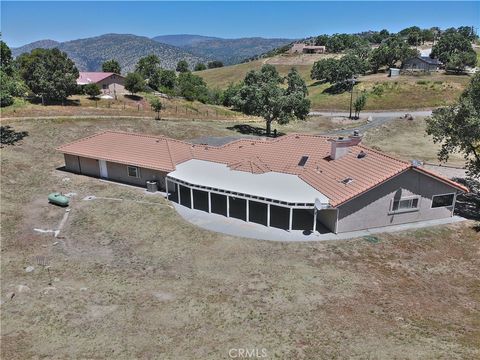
[363,116,466,167]
[0,94,259,122]
[1,118,479,359]
[197,56,471,111]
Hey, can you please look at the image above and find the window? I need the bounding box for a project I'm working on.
[432,194,455,208]
[127,166,139,178]
[391,197,420,213]
[298,156,309,166]
[102,84,108,89]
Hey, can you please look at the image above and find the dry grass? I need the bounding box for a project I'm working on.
[0,94,259,122]
[1,118,479,359]
[363,116,466,167]
[197,55,471,111]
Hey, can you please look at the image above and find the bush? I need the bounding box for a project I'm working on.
[371,85,384,96]
[84,83,101,98]
[0,90,13,107]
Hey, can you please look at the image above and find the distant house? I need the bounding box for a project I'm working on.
[402,56,442,73]
[290,43,326,54]
[77,72,126,97]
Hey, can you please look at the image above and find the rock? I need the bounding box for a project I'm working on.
[80,287,88,291]
[53,277,60,282]
[25,266,35,273]
[16,285,30,293]
[62,177,71,182]
[367,116,373,122]
[152,291,175,301]
[42,286,56,294]
[6,292,15,300]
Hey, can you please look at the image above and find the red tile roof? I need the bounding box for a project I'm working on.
[77,72,123,85]
[57,131,468,206]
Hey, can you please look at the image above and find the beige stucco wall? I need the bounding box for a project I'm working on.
[64,154,80,173]
[317,208,338,233]
[64,155,167,189]
[97,75,126,95]
[105,161,167,189]
[336,169,458,233]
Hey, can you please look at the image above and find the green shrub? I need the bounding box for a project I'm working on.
[0,90,13,107]
[371,85,384,96]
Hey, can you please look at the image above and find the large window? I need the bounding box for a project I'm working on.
[390,196,420,213]
[432,194,455,208]
[127,166,139,178]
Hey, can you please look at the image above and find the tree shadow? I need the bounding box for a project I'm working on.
[28,97,81,106]
[226,124,285,138]
[309,80,326,87]
[124,94,143,101]
[452,177,480,221]
[0,126,29,147]
[322,82,350,94]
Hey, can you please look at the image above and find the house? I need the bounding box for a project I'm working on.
[57,131,468,234]
[402,56,442,72]
[77,72,126,97]
[290,43,326,54]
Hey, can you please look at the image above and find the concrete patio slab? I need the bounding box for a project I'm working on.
[173,203,468,242]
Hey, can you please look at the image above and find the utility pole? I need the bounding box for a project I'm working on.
[348,78,356,119]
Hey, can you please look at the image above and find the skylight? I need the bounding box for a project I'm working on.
[341,177,353,185]
[298,156,309,166]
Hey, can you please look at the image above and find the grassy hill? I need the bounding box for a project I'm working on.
[12,34,206,73]
[197,54,471,110]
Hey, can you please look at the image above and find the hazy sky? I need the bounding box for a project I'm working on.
[2,1,479,47]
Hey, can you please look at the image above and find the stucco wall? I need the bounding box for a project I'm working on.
[97,75,125,95]
[337,169,457,233]
[64,154,80,173]
[317,208,338,233]
[105,161,167,189]
[64,155,167,189]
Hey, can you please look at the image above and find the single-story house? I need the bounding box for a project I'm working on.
[57,131,468,234]
[77,72,126,97]
[290,43,326,54]
[402,56,442,72]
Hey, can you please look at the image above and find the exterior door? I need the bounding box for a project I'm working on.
[99,160,108,178]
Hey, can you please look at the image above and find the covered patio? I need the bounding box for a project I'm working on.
[166,159,331,232]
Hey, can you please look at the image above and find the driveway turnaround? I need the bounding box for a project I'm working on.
[173,203,467,242]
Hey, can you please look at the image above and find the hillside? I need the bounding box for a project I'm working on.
[153,35,293,65]
[152,34,221,47]
[197,53,471,110]
[12,34,206,73]
[11,39,60,54]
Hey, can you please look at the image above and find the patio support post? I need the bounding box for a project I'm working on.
[267,203,270,227]
[166,180,170,200]
[227,196,230,217]
[289,207,293,231]
[246,199,249,222]
[190,187,194,209]
[208,192,212,213]
[313,207,318,233]
[177,183,181,204]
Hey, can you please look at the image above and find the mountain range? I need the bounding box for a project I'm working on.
[11,34,293,73]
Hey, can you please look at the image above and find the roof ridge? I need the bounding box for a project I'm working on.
[357,144,411,165]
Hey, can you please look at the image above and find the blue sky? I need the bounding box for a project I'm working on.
[1,1,479,47]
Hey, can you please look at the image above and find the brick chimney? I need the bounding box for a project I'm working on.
[329,130,362,160]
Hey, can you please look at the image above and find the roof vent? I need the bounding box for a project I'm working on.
[298,156,309,166]
[357,151,367,159]
[341,177,353,185]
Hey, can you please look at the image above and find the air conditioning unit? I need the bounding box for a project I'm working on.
[146,181,158,193]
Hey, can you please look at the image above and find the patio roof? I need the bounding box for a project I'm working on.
[168,159,329,205]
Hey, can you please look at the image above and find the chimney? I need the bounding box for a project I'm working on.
[329,130,362,160]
